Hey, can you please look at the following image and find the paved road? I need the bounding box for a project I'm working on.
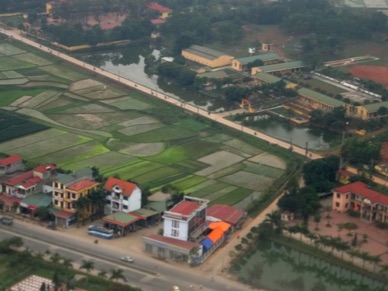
[0,221,250,291]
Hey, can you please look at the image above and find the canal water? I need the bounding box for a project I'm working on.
[76,45,340,150]
[235,240,387,291]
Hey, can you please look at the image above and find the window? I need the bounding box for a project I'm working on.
[171,229,179,237]
[335,202,340,208]
[123,196,128,201]
[346,194,348,199]
[172,220,180,228]
[72,193,76,199]
[345,203,348,208]
[54,200,58,206]
[123,205,128,210]
[336,193,340,198]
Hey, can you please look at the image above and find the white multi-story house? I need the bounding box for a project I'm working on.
[163,196,208,242]
[103,177,142,214]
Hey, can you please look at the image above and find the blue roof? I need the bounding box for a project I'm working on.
[201,237,214,252]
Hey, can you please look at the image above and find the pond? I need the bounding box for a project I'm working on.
[234,240,387,291]
[75,45,229,111]
[239,113,341,150]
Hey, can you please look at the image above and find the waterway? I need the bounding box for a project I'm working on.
[234,240,387,291]
[76,44,340,150]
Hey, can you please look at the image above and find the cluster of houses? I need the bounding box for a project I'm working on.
[179,44,388,121]
[0,154,246,265]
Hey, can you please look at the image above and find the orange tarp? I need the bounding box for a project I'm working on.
[208,221,231,232]
[207,227,224,243]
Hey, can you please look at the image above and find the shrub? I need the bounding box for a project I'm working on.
[374,221,388,229]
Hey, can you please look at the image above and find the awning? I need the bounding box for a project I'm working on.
[103,212,140,227]
[207,227,224,244]
[200,237,214,253]
[55,210,75,219]
[208,221,231,232]
[130,208,159,219]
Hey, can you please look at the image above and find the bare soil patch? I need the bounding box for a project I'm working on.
[256,26,290,58]
[350,65,388,88]
[248,152,286,170]
[120,142,165,157]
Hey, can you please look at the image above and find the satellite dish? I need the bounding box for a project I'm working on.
[248,48,255,55]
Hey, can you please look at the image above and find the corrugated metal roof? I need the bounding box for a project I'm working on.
[22,193,52,208]
[362,100,388,113]
[103,212,140,227]
[254,72,281,83]
[184,45,230,60]
[297,88,344,108]
[259,61,305,73]
[236,53,280,65]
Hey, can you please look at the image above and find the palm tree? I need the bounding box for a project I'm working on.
[80,260,94,273]
[110,268,126,282]
[265,210,282,234]
[50,252,62,264]
[62,258,73,268]
[76,196,88,225]
[98,270,107,279]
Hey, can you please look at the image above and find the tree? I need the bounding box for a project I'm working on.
[62,258,73,268]
[98,270,107,279]
[265,210,282,233]
[110,268,126,282]
[34,207,51,221]
[50,252,62,264]
[52,271,61,291]
[80,259,94,273]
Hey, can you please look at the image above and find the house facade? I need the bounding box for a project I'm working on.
[51,168,97,227]
[2,164,56,199]
[0,155,24,174]
[163,196,208,242]
[231,53,280,72]
[332,181,388,223]
[103,177,142,214]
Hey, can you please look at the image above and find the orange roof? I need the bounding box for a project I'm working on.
[103,177,137,197]
[67,180,98,191]
[208,221,231,232]
[207,227,224,243]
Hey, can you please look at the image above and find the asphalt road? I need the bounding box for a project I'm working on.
[0,221,248,291]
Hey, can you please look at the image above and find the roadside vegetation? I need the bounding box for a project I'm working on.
[0,237,139,291]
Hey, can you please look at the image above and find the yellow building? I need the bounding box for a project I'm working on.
[232,53,280,72]
[332,182,388,223]
[52,168,99,227]
[297,88,344,111]
[182,45,234,68]
[351,101,388,120]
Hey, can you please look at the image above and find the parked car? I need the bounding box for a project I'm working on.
[0,216,13,226]
[172,286,180,291]
[120,256,134,263]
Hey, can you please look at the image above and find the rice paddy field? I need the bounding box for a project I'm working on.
[0,40,290,207]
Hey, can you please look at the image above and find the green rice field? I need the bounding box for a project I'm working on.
[0,40,290,207]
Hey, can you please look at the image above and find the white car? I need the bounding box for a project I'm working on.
[172,286,180,291]
[120,256,134,263]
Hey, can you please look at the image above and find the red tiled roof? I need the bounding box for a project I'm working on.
[207,204,245,225]
[33,164,56,173]
[169,201,200,216]
[147,2,171,12]
[143,234,198,251]
[0,194,21,206]
[0,155,21,166]
[335,181,388,205]
[151,19,165,25]
[338,170,353,177]
[100,22,120,30]
[4,171,33,186]
[103,177,137,197]
[67,180,98,191]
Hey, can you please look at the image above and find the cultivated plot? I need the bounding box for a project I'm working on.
[219,171,274,191]
[195,151,245,176]
[119,142,165,156]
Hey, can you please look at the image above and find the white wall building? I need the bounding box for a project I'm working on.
[104,177,142,214]
[163,196,208,242]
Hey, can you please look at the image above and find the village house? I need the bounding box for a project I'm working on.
[147,2,172,20]
[231,52,281,72]
[0,155,24,174]
[103,177,142,215]
[51,168,98,227]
